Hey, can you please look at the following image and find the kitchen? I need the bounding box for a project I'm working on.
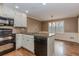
[0,3,79,56]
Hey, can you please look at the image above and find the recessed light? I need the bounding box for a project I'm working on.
[15,6,19,9]
[25,10,29,13]
[42,3,46,5]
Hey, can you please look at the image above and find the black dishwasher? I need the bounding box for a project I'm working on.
[34,36,47,56]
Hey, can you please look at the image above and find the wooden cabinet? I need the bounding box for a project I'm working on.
[14,11,27,27]
[22,35,34,53]
[0,5,27,27]
[16,34,34,53]
[16,34,23,49]
[0,6,15,18]
[55,33,79,43]
[0,6,4,16]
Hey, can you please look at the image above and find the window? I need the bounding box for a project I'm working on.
[48,21,64,33]
[48,22,52,33]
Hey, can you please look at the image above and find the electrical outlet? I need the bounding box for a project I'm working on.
[70,37,74,39]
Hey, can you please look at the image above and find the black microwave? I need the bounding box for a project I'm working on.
[0,16,14,26]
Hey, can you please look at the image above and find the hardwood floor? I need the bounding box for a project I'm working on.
[3,40,79,56]
[55,39,79,56]
[3,48,35,56]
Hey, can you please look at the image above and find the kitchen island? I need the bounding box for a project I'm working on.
[16,33,55,56]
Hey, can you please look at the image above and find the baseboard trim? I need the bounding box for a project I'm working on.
[55,39,79,44]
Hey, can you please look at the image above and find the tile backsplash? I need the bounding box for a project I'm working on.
[13,27,27,34]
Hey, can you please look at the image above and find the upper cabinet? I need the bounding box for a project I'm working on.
[3,6,16,18]
[0,5,27,27]
[14,11,27,27]
[0,6,3,16]
[0,6,16,18]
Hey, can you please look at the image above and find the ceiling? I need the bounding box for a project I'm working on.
[2,3,79,21]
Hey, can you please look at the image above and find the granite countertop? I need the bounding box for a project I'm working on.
[16,32,55,37]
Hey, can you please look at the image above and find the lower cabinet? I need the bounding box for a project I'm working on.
[22,37,34,53]
[22,35,34,53]
[55,33,79,43]
[16,34,34,53]
[16,34,23,49]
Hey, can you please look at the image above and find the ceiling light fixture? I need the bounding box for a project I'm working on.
[25,10,29,13]
[42,3,46,5]
[15,6,19,9]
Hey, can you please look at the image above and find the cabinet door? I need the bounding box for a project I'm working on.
[2,6,15,18]
[16,34,23,49]
[0,6,1,15]
[22,35,28,48]
[21,13,27,27]
[27,38,34,53]
[14,11,27,27]
[0,6,3,16]
[22,35,34,53]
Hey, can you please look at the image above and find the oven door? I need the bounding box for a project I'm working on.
[0,43,15,55]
